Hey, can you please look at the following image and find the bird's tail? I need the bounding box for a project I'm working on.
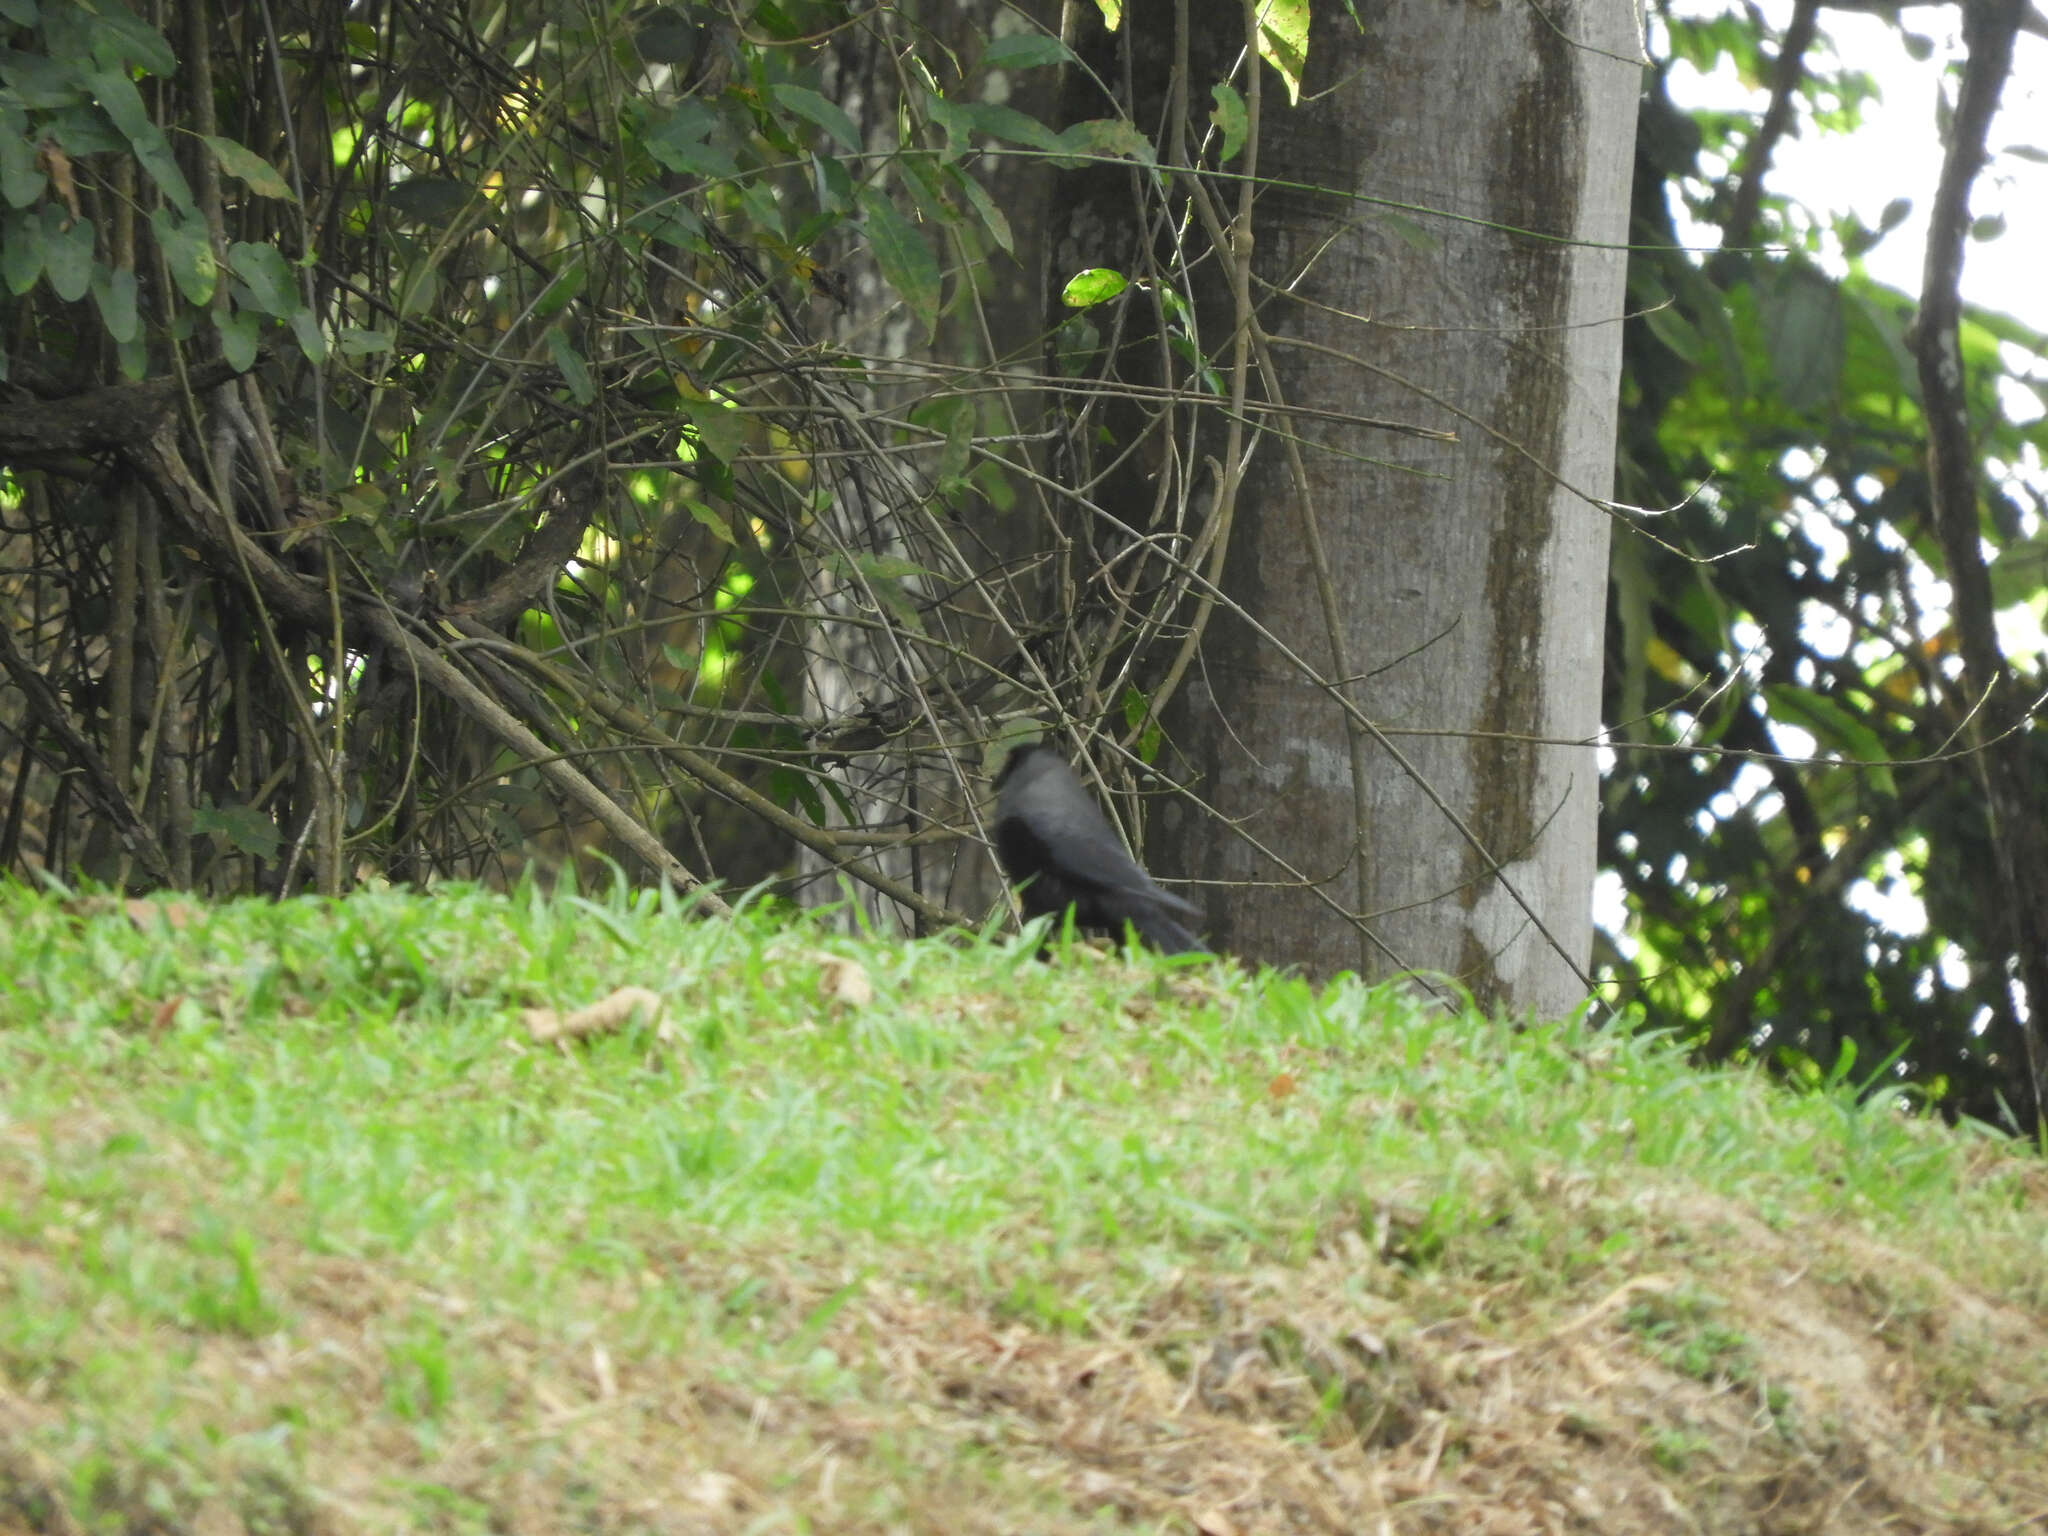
[1130,906,1204,955]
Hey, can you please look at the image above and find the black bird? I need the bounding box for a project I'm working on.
[993,742,1205,954]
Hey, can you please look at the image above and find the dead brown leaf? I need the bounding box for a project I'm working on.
[124,899,196,932]
[816,955,873,1009]
[37,141,79,222]
[522,986,665,1046]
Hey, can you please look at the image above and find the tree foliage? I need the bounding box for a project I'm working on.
[0,0,1103,915]
[1607,0,2048,1126]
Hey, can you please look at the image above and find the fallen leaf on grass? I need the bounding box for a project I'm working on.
[125,898,197,931]
[815,955,873,1008]
[522,986,666,1045]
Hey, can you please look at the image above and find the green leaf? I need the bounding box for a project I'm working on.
[645,105,738,179]
[959,101,1065,152]
[684,498,738,545]
[645,134,737,180]
[980,32,1074,70]
[86,69,192,211]
[1642,300,1703,364]
[680,395,744,465]
[1061,266,1128,308]
[1,209,42,294]
[738,180,784,239]
[1056,117,1154,166]
[87,4,177,75]
[0,114,44,206]
[771,84,860,153]
[395,261,439,316]
[215,305,260,371]
[47,106,123,155]
[770,765,830,826]
[1209,82,1247,164]
[857,185,940,339]
[91,263,137,340]
[288,307,327,364]
[533,261,586,319]
[193,803,281,861]
[1988,532,2048,609]
[335,484,386,522]
[811,150,856,214]
[947,164,1013,256]
[925,95,1069,158]
[854,553,936,582]
[1052,313,1100,376]
[545,328,595,404]
[920,95,969,162]
[1761,264,1843,413]
[1375,210,1437,255]
[651,97,716,140]
[1121,685,1162,764]
[936,397,973,485]
[0,47,82,108]
[894,152,953,226]
[852,555,928,633]
[751,0,803,41]
[43,204,93,299]
[336,327,393,356]
[226,240,298,315]
[1257,0,1310,105]
[1840,288,1918,402]
[1762,684,1894,796]
[202,135,294,200]
[0,0,38,25]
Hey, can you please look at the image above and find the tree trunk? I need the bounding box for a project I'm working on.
[1155,0,1640,1012]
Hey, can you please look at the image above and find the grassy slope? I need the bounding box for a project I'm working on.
[0,881,2044,1535]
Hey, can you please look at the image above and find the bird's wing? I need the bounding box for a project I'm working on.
[1008,776,1201,918]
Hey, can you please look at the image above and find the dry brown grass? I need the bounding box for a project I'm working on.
[5,1171,2044,1535]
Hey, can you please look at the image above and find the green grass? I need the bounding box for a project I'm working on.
[1,876,2044,1533]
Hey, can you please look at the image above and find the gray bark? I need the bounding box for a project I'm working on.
[1156,0,1641,1012]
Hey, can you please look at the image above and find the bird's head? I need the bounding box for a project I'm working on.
[993,739,1056,790]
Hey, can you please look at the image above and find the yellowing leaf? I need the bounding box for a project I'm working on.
[1255,0,1310,105]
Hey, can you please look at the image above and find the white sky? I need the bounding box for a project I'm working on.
[1664,2,2048,339]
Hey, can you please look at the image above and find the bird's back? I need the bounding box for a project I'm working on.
[993,745,1203,952]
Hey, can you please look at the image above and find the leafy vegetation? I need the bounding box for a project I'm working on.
[1,0,1123,915]
[1604,0,2048,1123]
